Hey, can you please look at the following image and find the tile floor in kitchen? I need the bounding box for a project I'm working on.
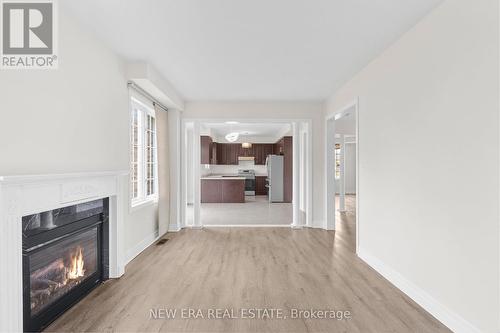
[201,195,292,226]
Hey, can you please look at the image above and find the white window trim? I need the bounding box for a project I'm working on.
[130,96,159,209]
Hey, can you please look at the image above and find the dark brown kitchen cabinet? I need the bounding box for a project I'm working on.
[255,176,268,195]
[260,144,274,165]
[238,144,273,165]
[201,179,245,203]
[253,144,263,165]
[239,144,254,157]
[200,179,222,202]
[209,142,275,165]
[227,144,239,165]
[221,179,245,202]
[210,142,218,164]
[216,143,226,165]
[215,143,239,165]
[200,136,212,164]
[282,136,293,203]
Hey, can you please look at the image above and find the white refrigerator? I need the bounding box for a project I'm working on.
[266,155,284,202]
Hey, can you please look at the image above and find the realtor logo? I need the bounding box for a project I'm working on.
[1,0,58,69]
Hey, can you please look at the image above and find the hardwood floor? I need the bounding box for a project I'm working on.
[47,195,450,332]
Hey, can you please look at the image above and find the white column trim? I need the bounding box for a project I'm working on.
[325,118,336,230]
[339,134,346,212]
[306,122,313,228]
[168,109,182,232]
[291,122,302,229]
[192,121,202,228]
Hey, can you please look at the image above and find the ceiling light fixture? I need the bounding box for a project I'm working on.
[225,132,239,142]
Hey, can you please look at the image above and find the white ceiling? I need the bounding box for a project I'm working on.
[62,0,443,101]
[335,107,356,135]
[202,123,290,141]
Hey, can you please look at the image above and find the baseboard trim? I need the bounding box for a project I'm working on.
[168,224,181,232]
[358,248,481,333]
[311,220,328,229]
[306,222,335,231]
[203,224,291,228]
[190,225,203,229]
[125,231,160,266]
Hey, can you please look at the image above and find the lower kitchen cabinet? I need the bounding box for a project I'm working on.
[221,180,245,202]
[200,179,222,203]
[201,179,245,203]
[255,176,268,195]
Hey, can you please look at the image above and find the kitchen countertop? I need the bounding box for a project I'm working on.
[201,175,246,180]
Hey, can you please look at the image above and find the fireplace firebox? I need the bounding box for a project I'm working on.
[22,199,109,332]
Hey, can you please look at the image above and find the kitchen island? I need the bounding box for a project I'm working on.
[201,176,246,203]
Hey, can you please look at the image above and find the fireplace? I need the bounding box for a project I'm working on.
[22,198,109,332]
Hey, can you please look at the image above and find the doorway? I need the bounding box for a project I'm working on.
[326,100,359,252]
[181,119,313,229]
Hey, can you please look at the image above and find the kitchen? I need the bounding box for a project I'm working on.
[199,123,293,226]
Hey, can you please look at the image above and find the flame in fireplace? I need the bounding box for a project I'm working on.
[67,246,85,280]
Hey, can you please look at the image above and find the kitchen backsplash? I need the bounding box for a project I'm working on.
[200,163,267,176]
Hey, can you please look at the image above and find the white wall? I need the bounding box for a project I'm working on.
[335,143,356,194]
[124,197,159,263]
[0,9,160,270]
[183,102,325,227]
[344,143,356,194]
[326,0,499,332]
[186,127,194,204]
[0,14,128,175]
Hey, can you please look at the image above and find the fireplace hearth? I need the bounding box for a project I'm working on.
[22,199,109,332]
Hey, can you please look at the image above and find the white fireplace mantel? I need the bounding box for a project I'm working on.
[0,171,128,332]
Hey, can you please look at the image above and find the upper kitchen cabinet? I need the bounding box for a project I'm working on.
[216,142,225,165]
[239,144,254,157]
[216,143,239,165]
[227,144,239,165]
[200,136,212,164]
[252,144,262,164]
[263,144,274,164]
[203,141,276,165]
[210,142,218,164]
[281,136,293,202]
[253,144,274,165]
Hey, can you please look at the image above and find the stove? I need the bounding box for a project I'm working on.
[238,169,256,196]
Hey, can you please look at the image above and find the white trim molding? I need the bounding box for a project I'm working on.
[0,171,128,332]
[127,62,184,110]
[125,231,161,265]
[167,224,181,232]
[204,224,291,228]
[325,99,359,239]
[358,248,481,333]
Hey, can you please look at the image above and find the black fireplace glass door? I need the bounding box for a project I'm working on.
[22,199,105,238]
[28,227,98,317]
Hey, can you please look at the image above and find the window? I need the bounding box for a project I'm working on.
[335,143,341,179]
[130,97,157,206]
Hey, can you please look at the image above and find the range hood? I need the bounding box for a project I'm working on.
[238,156,255,161]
